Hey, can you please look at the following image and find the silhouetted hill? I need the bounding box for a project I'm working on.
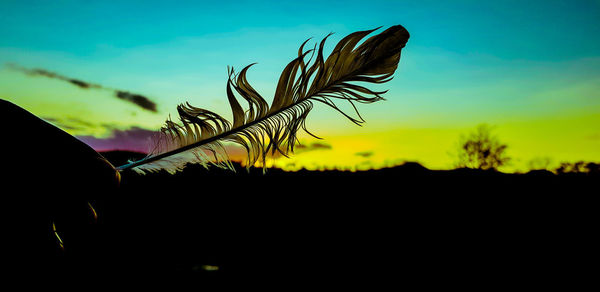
[76,151,597,286]
[9,150,595,286]
[101,150,599,179]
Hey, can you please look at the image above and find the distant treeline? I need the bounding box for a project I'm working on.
[554,161,599,175]
[100,150,599,177]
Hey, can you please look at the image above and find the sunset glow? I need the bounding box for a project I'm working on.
[1,1,598,172]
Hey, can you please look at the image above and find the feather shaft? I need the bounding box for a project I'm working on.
[117,25,410,173]
[116,100,313,171]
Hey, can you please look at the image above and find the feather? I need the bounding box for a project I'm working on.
[116,25,410,174]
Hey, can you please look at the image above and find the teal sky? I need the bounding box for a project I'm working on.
[1,0,599,171]
[2,1,599,59]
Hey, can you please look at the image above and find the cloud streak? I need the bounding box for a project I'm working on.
[76,126,157,153]
[7,63,157,112]
[295,142,332,153]
[115,91,157,112]
[355,151,374,158]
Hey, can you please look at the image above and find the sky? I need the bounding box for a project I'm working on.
[1,0,599,172]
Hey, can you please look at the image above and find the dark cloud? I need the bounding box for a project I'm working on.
[308,142,332,150]
[76,127,157,153]
[295,142,332,154]
[7,63,157,112]
[355,151,374,158]
[115,91,157,112]
[8,64,102,89]
[67,78,100,89]
[27,68,59,78]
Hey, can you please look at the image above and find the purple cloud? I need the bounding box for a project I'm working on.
[77,127,157,153]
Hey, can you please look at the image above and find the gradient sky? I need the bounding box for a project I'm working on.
[1,0,599,171]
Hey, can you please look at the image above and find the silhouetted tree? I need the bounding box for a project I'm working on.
[556,161,599,175]
[588,162,600,175]
[455,124,510,170]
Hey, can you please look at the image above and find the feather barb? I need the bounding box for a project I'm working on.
[117,25,409,174]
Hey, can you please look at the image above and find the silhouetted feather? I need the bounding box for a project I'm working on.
[117,25,410,174]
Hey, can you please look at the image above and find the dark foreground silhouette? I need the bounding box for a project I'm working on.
[12,149,595,287]
[2,99,595,287]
